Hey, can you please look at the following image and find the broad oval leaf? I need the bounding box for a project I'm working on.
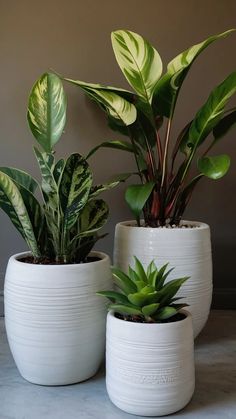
[0,167,38,193]
[111,30,163,103]
[28,72,67,152]
[198,154,230,179]
[59,153,93,230]
[154,29,235,118]
[125,182,155,224]
[64,79,137,126]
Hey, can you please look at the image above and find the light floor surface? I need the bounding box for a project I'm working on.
[0,310,235,419]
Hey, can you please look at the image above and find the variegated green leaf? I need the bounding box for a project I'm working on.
[111,30,163,103]
[0,171,41,257]
[34,147,58,209]
[154,29,235,118]
[79,199,109,237]
[53,158,65,184]
[65,79,137,126]
[59,153,93,230]
[28,72,67,152]
[0,167,38,193]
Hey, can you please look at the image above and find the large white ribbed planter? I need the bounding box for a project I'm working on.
[106,310,195,416]
[113,220,212,338]
[4,251,111,385]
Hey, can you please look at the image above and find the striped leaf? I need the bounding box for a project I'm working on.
[28,72,67,152]
[0,171,41,257]
[111,30,162,104]
[154,29,235,118]
[0,167,38,193]
[79,199,109,237]
[65,79,137,126]
[34,147,58,209]
[59,153,93,230]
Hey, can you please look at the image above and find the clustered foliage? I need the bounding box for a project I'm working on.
[0,73,121,263]
[66,29,236,226]
[97,257,188,322]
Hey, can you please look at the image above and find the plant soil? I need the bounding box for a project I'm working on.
[115,312,186,324]
[18,256,100,265]
[128,223,199,229]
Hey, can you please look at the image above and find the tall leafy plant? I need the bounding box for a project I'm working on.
[0,73,121,263]
[65,29,236,226]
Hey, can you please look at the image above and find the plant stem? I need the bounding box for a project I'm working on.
[156,131,163,169]
[161,119,172,188]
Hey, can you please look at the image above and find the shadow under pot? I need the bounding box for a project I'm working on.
[106,310,195,417]
[4,251,111,385]
[113,220,212,338]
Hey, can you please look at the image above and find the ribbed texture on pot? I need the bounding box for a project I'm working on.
[4,251,111,385]
[113,221,212,338]
[106,311,195,416]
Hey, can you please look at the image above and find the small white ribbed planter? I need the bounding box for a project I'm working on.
[106,310,195,416]
[113,220,212,338]
[4,251,111,385]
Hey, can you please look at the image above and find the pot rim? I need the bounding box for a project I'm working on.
[107,309,191,329]
[8,250,110,268]
[116,219,209,231]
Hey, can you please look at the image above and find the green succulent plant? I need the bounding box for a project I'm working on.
[97,257,189,322]
[65,28,236,226]
[0,72,123,264]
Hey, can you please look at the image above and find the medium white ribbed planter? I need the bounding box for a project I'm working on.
[4,251,111,385]
[113,220,212,338]
[106,310,195,416]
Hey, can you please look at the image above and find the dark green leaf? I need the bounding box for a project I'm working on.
[198,154,230,179]
[86,140,135,159]
[112,267,137,294]
[96,291,129,304]
[125,182,155,224]
[109,304,142,315]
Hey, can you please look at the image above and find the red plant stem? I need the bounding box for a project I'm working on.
[161,119,172,188]
[156,131,163,169]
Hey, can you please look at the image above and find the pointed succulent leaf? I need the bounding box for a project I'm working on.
[198,154,230,180]
[153,29,235,118]
[135,280,148,291]
[111,30,163,103]
[0,167,38,194]
[133,256,148,282]
[125,182,155,225]
[180,72,236,155]
[96,291,129,304]
[142,303,160,316]
[109,304,142,316]
[155,306,178,320]
[160,277,189,304]
[59,153,93,230]
[79,199,109,236]
[0,171,41,257]
[28,72,67,152]
[112,267,137,294]
[147,260,156,277]
[128,292,148,307]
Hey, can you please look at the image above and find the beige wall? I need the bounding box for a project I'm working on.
[1,0,236,305]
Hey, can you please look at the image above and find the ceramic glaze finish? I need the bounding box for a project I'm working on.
[113,220,212,338]
[4,251,111,385]
[106,311,195,416]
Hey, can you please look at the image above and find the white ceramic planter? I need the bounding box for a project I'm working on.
[106,310,195,416]
[113,220,212,338]
[4,251,111,385]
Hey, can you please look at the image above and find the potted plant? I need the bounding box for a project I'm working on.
[64,28,236,336]
[0,72,123,385]
[98,257,194,416]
